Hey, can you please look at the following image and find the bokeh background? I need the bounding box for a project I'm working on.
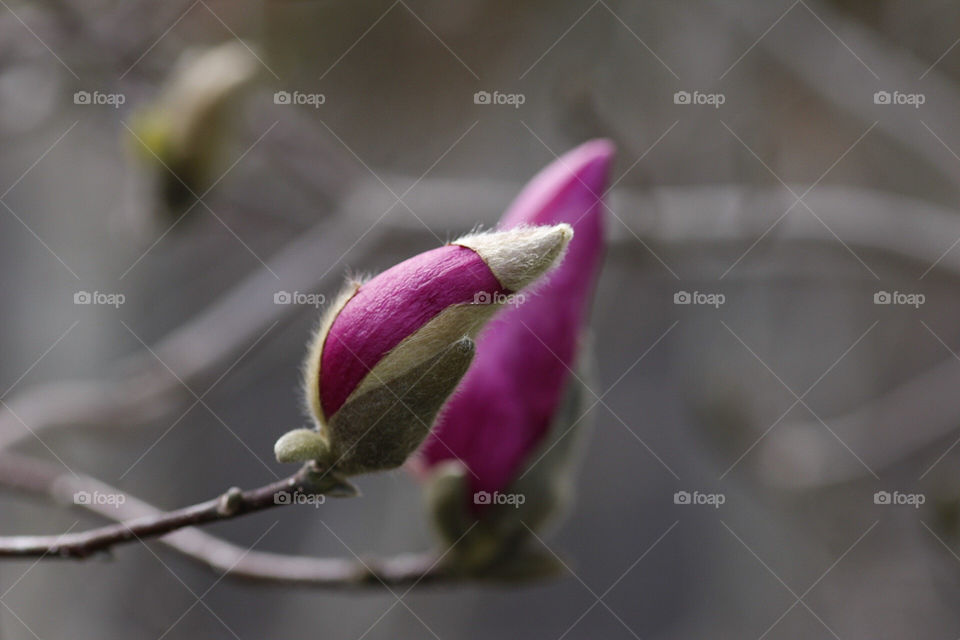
[2,0,960,637]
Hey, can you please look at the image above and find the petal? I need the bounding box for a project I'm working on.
[319,244,505,419]
[316,224,573,420]
[418,140,614,500]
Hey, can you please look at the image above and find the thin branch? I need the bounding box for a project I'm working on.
[0,453,452,587]
[0,459,327,558]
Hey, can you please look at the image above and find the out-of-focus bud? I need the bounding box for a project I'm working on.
[415,140,614,575]
[126,41,260,215]
[275,224,573,476]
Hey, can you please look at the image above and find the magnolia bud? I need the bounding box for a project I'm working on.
[415,140,613,573]
[127,41,260,213]
[276,224,573,475]
[425,359,595,575]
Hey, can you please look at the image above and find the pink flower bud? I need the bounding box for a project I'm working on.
[285,225,573,475]
[417,139,613,506]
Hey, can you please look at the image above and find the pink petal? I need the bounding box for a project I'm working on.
[418,140,614,503]
[320,245,507,418]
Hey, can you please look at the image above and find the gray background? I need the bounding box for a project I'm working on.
[1,0,960,638]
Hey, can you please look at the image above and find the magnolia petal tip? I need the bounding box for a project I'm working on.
[455,223,573,291]
[500,139,614,231]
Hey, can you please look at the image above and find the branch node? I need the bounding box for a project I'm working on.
[217,487,244,516]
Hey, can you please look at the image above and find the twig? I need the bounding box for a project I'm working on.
[0,458,325,558]
[0,453,451,587]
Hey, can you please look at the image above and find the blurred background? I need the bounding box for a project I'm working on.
[1,0,960,637]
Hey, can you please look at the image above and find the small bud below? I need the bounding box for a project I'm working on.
[217,487,243,516]
[274,429,329,464]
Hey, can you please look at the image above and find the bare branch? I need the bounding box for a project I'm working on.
[0,453,452,587]
[0,458,329,558]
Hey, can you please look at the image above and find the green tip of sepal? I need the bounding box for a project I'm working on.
[298,465,361,497]
[274,428,330,464]
[313,474,361,498]
[326,336,476,475]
